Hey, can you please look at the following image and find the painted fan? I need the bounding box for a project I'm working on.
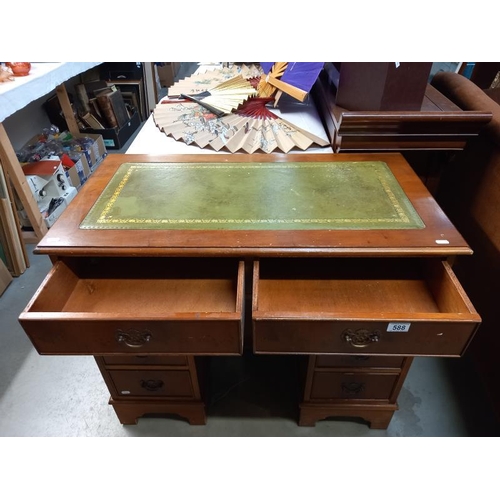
[153,64,329,153]
[153,96,329,154]
[178,74,258,117]
[167,64,262,116]
[258,62,324,103]
[167,64,262,97]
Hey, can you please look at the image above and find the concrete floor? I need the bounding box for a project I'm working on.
[0,245,498,437]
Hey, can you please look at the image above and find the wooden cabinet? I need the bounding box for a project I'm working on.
[18,152,481,429]
[312,68,492,152]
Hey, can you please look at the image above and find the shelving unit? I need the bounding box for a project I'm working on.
[0,63,101,274]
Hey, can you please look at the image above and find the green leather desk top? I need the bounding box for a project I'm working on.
[80,161,424,231]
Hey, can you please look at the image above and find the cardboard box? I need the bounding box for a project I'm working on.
[19,132,107,189]
[66,157,88,189]
[82,111,141,150]
[80,133,108,172]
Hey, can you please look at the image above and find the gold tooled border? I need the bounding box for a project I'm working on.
[83,162,423,228]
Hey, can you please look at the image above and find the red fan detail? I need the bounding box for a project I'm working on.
[235,97,277,119]
[248,76,262,89]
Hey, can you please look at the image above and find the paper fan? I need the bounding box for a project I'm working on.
[153,97,329,153]
[167,64,262,99]
[179,74,258,116]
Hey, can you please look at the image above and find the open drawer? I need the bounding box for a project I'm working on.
[19,257,244,355]
[252,258,480,356]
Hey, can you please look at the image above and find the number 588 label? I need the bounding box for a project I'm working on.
[387,322,411,332]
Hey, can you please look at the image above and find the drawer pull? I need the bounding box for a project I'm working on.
[342,328,380,348]
[140,379,164,391]
[341,381,365,396]
[115,328,152,348]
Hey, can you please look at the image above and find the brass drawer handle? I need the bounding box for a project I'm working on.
[342,328,380,348]
[140,379,164,391]
[341,381,365,396]
[115,328,152,348]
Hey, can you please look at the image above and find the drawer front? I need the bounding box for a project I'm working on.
[102,355,188,366]
[19,258,244,356]
[110,370,194,398]
[315,355,404,368]
[309,372,398,401]
[21,319,242,355]
[253,320,478,356]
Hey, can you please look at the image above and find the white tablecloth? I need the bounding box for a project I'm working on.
[0,62,101,122]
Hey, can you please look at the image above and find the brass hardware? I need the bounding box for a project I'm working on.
[342,328,380,348]
[115,328,152,348]
[341,381,365,396]
[140,379,164,391]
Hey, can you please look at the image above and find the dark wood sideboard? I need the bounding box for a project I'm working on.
[18,153,481,428]
[312,70,492,153]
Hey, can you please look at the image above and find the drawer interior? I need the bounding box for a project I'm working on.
[29,257,242,315]
[254,258,476,316]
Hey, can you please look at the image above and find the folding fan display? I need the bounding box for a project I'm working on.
[167,64,262,99]
[152,63,329,153]
[178,74,258,116]
[153,97,329,154]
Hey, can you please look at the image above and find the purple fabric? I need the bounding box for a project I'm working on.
[260,62,324,91]
[281,62,324,91]
[260,62,274,74]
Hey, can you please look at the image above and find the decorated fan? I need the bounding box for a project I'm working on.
[152,64,329,153]
[153,96,329,153]
[178,74,258,117]
[166,64,261,117]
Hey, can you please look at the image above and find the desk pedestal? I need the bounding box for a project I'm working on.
[299,356,413,429]
[95,355,207,425]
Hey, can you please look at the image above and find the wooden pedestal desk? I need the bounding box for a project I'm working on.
[18,153,481,429]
